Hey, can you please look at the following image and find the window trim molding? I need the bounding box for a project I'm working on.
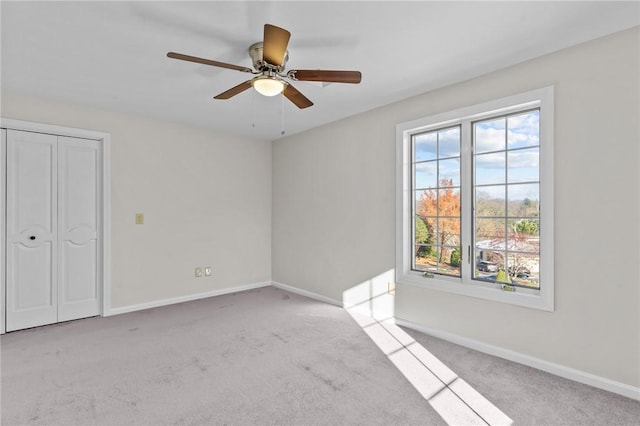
[396,86,554,311]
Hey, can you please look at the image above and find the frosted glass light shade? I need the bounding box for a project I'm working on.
[252,77,285,96]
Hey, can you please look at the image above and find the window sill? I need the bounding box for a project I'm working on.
[396,270,554,312]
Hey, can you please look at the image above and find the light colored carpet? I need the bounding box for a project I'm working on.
[403,328,640,426]
[2,286,639,425]
[2,287,444,425]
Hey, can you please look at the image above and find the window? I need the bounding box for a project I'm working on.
[473,110,540,289]
[413,126,461,277]
[396,87,554,311]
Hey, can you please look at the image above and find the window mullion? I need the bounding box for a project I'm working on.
[460,119,473,283]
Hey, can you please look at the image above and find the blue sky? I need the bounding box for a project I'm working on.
[414,110,540,201]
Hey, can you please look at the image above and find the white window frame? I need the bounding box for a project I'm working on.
[396,87,554,311]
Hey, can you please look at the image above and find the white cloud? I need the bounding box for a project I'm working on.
[507,149,538,168]
[507,111,539,148]
[476,152,505,168]
[508,111,539,131]
[475,127,505,153]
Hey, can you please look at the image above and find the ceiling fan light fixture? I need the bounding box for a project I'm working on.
[252,76,285,97]
[168,24,361,109]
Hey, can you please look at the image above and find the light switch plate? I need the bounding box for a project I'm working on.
[204,267,212,277]
[135,213,144,225]
[195,267,202,277]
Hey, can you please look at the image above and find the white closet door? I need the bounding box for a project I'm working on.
[57,136,100,321]
[6,130,58,331]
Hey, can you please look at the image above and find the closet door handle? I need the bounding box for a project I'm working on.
[29,236,36,240]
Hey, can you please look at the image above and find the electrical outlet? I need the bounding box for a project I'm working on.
[135,213,144,225]
[195,267,202,277]
[204,267,212,277]
[388,282,396,295]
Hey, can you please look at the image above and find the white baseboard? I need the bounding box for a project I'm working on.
[395,317,640,401]
[271,281,343,307]
[104,281,272,316]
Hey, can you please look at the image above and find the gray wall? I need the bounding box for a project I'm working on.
[2,94,272,308]
[272,27,639,387]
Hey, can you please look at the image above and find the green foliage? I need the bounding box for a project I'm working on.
[450,247,461,267]
[415,217,435,257]
[515,219,539,235]
[415,217,428,244]
[418,246,434,257]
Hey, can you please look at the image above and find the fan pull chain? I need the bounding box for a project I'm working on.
[251,90,256,129]
[281,94,286,135]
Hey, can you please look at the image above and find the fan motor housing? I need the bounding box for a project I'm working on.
[249,42,288,71]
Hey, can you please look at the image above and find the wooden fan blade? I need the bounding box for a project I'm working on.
[283,83,313,109]
[214,81,253,100]
[167,52,253,73]
[263,24,291,67]
[290,69,362,84]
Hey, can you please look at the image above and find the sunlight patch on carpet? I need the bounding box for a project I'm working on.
[343,272,512,426]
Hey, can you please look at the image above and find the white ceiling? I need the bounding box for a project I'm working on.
[2,1,638,141]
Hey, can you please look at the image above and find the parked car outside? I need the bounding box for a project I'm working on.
[508,266,531,278]
[477,260,498,272]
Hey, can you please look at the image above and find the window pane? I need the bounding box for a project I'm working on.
[476,218,506,240]
[415,218,460,277]
[415,190,437,217]
[442,264,461,277]
[415,216,436,247]
[476,238,507,255]
[415,191,423,212]
[438,187,460,217]
[475,152,505,185]
[438,158,460,186]
[507,184,539,217]
[439,227,460,246]
[506,233,539,255]
[505,252,540,289]
[414,245,437,272]
[414,132,437,162]
[415,161,437,189]
[475,118,505,153]
[475,186,506,217]
[507,148,539,183]
[439,127,460,157]
[474,249,505,280]
[474,109,544,290]
[508,218,540,239]
[508,110,539,149]
[412,124,461,278]
[426,217,438,239]
[414,216,425,245]
[437,246,461,277]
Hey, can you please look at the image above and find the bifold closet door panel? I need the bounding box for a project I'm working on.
[6,130,58,331]
[57,136,100,322]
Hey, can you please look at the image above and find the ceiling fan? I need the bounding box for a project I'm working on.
[167,24,362,109]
